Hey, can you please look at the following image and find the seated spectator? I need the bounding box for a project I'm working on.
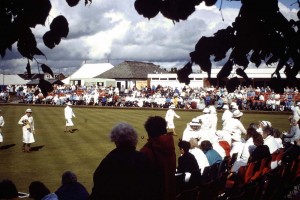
[177,140,199,174]
[262,127,280,154]
[29,181,58,200]
[55,171,89,200]
[189,138,209,175]
[176,140,200,193]
[283,116,300,147]
[230,132,245,159]
[0,179,21,199]
[200,140,222,166]
[248,133,271,171]
[256,120,272,135]
[231,127,258,173]
[90,123,153,200]
[272,128,283,148]
[210,135,226,159]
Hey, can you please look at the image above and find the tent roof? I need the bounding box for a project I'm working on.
[96,61,168,79]
[70,63,114,79]
[0,74,30,85]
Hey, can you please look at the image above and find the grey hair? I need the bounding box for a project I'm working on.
[110,123,138,147]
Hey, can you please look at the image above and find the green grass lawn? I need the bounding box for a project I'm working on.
[0,104,291,196]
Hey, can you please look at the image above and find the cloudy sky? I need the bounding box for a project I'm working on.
[0,0,298,75]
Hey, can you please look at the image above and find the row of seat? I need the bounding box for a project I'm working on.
[176,149,300,200]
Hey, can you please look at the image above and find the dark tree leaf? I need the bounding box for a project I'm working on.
[135,0,161,19]
[177,62,193,85]
[269,77,284,94]
[66,0,80,7]
[17,28,37,60]
[26,61,32,79]
[50,15,69,38]
[38,79,53,97]
[236,68,251,85]
[217,60,233,79]
[226,77,239,93]
[43,31,61,49]
[41,64,54,78]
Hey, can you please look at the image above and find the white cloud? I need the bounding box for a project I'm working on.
[0,0,297,75]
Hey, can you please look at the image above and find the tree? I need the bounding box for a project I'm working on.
[0,0,92,97]
[134,0,300,93]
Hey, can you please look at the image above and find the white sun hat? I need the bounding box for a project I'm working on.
[203,108,210,113]
[189,118,201,126]
[25,108,32,113]
[169,104,175,109]
[232,110,243,118]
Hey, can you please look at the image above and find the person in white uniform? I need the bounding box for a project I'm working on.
[182,118,201,142]
[64,102,76,133]
[18,108,35,152]
[0,109,5,146]
[222,110,247,136]
[221,104,233,124]
[196,107,212,142]
[165,104,180,135]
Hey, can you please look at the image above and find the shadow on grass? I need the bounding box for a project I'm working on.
[30,145,45,151]
[69,129,79,133]
[0,144,16,150]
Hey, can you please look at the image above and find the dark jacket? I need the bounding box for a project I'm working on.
[55,182,89,200]
[177,152,199,174]
[90,146,152,200]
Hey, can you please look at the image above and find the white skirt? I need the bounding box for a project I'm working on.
[23,129,35,143]
[167,121,175,129]
[66,118,74,126]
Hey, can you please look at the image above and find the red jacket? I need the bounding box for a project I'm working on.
[140,134,176,200]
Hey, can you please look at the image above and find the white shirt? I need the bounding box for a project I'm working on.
[182,124,201,142]
[64,106,75,119]
[222,118,246,135]
[165,109,180,122]
[264,135,280,154]
[0,116,4,127]
[197,114,212,130]
[189,147,210,174]
[230,141,245,159]
[240,137,254,162]
[222,110,233,123]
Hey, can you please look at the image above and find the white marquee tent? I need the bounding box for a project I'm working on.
[62,63,114,85]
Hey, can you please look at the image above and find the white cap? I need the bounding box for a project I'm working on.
[67,102,72,106]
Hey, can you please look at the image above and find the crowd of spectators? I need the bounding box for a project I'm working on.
[2,84,300,112]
